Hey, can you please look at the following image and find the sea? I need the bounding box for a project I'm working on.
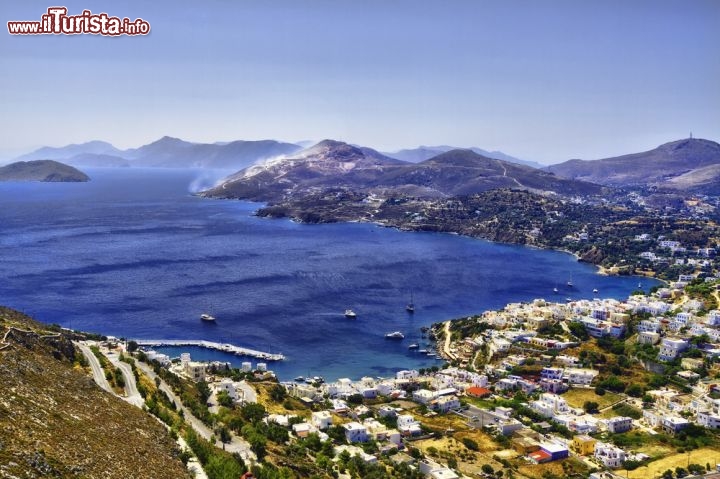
[0,168,661,381]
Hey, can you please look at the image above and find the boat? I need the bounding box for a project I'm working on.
[406,290,415,314]
[408,343,419,349]
[593,288,599,294]
[567,280,573,287]
[344,309,357,319]
[553,287,559,294]
[638,282,643,288]
[385,331,404,339]
[294,376,305,382]
[418,349,428,354]
[565,297,572,302]
[200,313,216,322]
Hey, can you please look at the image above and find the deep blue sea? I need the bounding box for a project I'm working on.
[0,168,660,380]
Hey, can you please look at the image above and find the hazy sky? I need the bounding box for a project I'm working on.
[1,0,718,164]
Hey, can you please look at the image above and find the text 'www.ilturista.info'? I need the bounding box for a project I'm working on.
[8,7,150,36]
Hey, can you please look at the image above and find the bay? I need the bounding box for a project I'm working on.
[0,168,660,380]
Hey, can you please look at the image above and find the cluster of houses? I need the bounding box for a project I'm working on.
[140,275,720,475]
[635,235,717,269]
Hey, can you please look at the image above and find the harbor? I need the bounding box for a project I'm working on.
[135,339,285,361]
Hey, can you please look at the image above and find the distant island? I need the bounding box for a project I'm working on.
[0,160,90,182]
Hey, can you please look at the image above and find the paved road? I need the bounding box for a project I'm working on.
[106,351,145,408]
[75,342,113,393]
[135,360,257,462]
[237,381,257,404]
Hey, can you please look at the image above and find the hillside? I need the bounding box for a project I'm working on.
[0,160,90,182]
[205,140,602,201]
[545,138,720,192]
[0,307,190,478]
[387,145,543,168]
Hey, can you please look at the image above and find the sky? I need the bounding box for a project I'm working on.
[1,0,718,164]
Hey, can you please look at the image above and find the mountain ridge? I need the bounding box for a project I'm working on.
[545,138,720,193]
[386,145,542,168]
[205,140,604,201]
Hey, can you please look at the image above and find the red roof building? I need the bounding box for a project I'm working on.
[466,386,492,398]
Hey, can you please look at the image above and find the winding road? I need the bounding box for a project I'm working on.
[134,360,257,462]
[106,351,144,407]
[75,341,113,393]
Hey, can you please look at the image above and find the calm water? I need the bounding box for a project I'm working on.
[0,168,659,380]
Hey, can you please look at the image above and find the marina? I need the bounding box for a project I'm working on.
[135,339,285,361]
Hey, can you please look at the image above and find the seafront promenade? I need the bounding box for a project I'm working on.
[135,339,285,361]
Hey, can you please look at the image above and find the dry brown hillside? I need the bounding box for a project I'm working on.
[0,307,190,479]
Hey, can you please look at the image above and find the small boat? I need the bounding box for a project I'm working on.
[344,309,357,319]
[200,313,216,322]
[408,343,419,350]
[565,297,572,302]
[406,290,415,314]
[385,331,404,339]
[567,281,573,287]
[294,376,305,382]
[638,282,643,289]
[593,288,599,294]
[553,287,559,294]
[418,349,428,354]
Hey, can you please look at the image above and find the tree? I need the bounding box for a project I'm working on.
[217,390,234,408]
[482,464,495,475]
[462,437,479,451]
[625,384,644,397]
[583,401,599,414]
[127,340,139,352]
[240,403,266,423]
[269,384,286,402]
[217,425,232,445]
[203,454,243,479]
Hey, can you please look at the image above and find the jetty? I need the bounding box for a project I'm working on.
[134,339,285,361]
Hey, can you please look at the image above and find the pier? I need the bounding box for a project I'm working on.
[135,339,285,361]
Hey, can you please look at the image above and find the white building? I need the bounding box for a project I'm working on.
[658,338,690,361]
[311,410,333,431]
[595,442,627,469]
[343,422,368,443]
[698,411,720,429]
[397,414,422,436]
[530,393,571,418]
[432,395,461,413]
[605,417,633,434]
[412,389,435,405]
[396,370,419,380]
[564,368,599,385]
[637,331,660,345]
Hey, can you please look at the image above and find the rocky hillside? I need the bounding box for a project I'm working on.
[205,140,602,201]
[545,138,720,192]
[0,160,89,182]
[0,307,190,479]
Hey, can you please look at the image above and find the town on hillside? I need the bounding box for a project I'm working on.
[75,272,720,479]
